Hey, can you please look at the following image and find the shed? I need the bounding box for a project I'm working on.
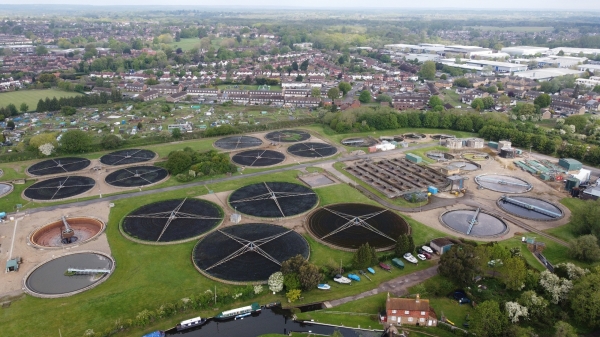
[447,175,465,190]
[440,165,460,176]
[406,153,422,164]
[430,237,454,254]
[6,258,18,272]
[558,158,582,171]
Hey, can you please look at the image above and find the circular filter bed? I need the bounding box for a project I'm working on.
[105,166,168,187]
[475,174,532,193]
[287,142,337,158]
[25,252,114,297]
[24,176,96,201]
[122,198,223,244]
[307,203,409,251]
[497,195,563,221]
[193,223,309,283]
[232,150,285,167]
[215,136,263,150]
[265,130,310,143]
[30,217,105,247]
[440,209,508,237]
[27,157,91,176]
[229,182,318,218]
[0,182,13,198]
[100,149,156,166]
[450,161,479,171]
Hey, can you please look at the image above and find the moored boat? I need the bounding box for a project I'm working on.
[142,331,165,337]
[403,252,418,264]
[367,267,375,274]
[317,283,331,290]
[215,302,261,321]
[347,273,360,281]
[379,262,392,271]
[176,317,207,331]
[333,274,351,284]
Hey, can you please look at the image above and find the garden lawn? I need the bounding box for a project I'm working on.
[0,89,82,111]
[168,38,202,51]
[428,297,473,328]
[498,237,546,271]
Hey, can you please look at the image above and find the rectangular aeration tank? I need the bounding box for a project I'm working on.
[406,153,422,163]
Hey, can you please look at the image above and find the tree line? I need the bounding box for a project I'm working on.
[35,90,122,112]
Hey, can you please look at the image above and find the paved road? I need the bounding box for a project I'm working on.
[323,265,439,308]
[13,142,435,216]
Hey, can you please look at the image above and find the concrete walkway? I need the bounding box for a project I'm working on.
[323,265,439,309]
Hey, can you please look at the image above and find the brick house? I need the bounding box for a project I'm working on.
[551,102,585,115]
[166,91,188,103]
[386,294,437,327]
[138,90,159,102]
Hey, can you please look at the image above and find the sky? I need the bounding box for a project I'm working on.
[0,0,597,10]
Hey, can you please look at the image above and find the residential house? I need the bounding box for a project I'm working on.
[524,90,543,100]
[138,90,159,102]
[385,294,437,327]
[551,102,585,115]
[249,94,285,106]
[152,84,183,95]
[166,91,188,103]
[586,100,600,112]
[285,96,320,107]
[186,88,219,97]
[126,82,147,92]
[553,96,574,105]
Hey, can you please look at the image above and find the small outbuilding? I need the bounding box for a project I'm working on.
[558,158,582,172]
[6,258,19,272]
[430,237,454,254]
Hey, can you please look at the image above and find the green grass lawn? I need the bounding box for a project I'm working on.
[429,297,472,328]
[168,38,201,51]
[497,237,546,272]
[441,89,462,108]
[0,89,83,111]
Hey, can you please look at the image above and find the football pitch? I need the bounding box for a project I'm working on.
[0,89,83,112]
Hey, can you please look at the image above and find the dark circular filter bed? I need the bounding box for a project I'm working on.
[232,150,285,167]
[121,198,223,243]
[193,223,309,283]
[229,182,318,218]
[105,166,168,187]
[287,142,337,158]
[25,252,113,296]
[475,174,532,193]
[307,203,409,250]
[99,149,156,166]
[27,157,91,176]
[497,195,563,221]
[24,176,96,201]
[440,209,508,237]
[265,130,310,143]
[0,182,13,198]
[215,136,263,150]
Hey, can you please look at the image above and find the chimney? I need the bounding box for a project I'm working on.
[416,294,420,303]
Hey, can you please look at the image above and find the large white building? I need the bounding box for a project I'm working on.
[576,76,600,87]
[514,68,584,81]
[536,56,587,68]
[578,64,600,72]
[439,59,527,73]
[549,47,600,56]
[501,46,550,56]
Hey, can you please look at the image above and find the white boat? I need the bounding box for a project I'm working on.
[317,284,331,290]
[417,254,427,261]
[422,246,433,254]
[333,274,351,284]
[403,253,418,264]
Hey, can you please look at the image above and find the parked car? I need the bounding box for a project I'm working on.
[453,291,470,304]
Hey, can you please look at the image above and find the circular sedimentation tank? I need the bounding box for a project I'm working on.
[265,130,311,143]
[23,176,96,201]
[100,149,156,166]
[193,223,309,284]
[24,252,114,298]
[450,161,479,171]
[29,217,105,248]
[475,174,532,193]
[461,152,489,161]
[431,134,455,140]
[27,157,91,176]
[287,142,337,158]
[229,182,318,218]
[307,203,409,251]
[440,209,508,238]
[0,182,13,198]
[231,149,286,167]
[497,195,564,221]
[404,133,426,140]
[341,137,378,147]
[105,166,168,187]
[121,198,223,244]
[214,136,263,150]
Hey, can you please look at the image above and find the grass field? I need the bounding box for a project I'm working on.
[168,38,202,51]
[465,26,553,32]
[0,89,83,111]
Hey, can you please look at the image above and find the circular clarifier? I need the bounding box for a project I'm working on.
[440,209,508,238]
[497,195,564,221]
[475,174,532,193]
[29,217,105,248]
[24,252,114,298]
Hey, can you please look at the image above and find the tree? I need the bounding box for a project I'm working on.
[593,85,600,93]
[60,130,92,154]
[439,244,479,286]
[557,50,565,56]
[137,122,143,130]
[284,273,301,290]
[534,93,552,108]
[569,234,600,262]
[297,263,322,290]
[539,270,572,304]
[501,257,527,290]
[519,290,548,321]
[292,61,299,71]
[38,143,55,156]
[375,94,392,104]
[419,61,436,80]
[6,120,15,130]
[268,272,284,294]
[505,301,528,323]
[497,94,511,107]
[570,268,600,328]
[286,289,301,303]
[295,75,303,82]
[29,133,58,150]
[19,102,28,113]
[311,87,321,98]
[470,300,507,337]
[407,235,415,254]
[327,87,340,100]
[353,243,376,270]
[440,74,447,80]
[338,82,351,96]
[471,98,484,111]
[300,59,309,71]
[395,234,409,257]
[165,151,192,175]
[428,95,443,109]
[35,45,48,56]
[454,77,471,88]
[101,134,123,150]
[61,106,76,116]
[171,128,182,139]
[482,97,495,109]
[358,90,371,103]
[554,321,577,337]
[6,103,17,116]
[485,85,498,94]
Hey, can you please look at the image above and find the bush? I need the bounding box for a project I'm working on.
[175,173,195,182]
[165,151,192,175]
[59,130,92,154]
[101,134,123,150]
